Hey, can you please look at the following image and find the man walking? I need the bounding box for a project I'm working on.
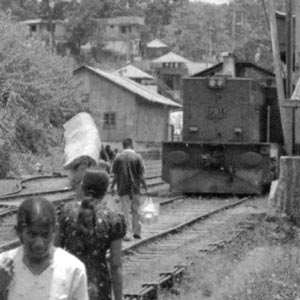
[111,138,147,241]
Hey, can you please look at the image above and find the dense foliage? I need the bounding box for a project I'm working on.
[0,0,289,177]
[0,0,287,67]
[0,13,86,158]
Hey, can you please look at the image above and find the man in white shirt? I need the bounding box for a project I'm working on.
[0,197,89,300]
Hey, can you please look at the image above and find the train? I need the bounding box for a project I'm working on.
[162,53,283,194]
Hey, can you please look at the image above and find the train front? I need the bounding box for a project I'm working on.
[162,75,280,194]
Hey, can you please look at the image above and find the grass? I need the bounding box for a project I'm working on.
[8,147,65,177]
[161,210,300,300]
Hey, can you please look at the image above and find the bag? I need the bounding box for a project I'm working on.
[140,197,160,224]
[63,112,101,170]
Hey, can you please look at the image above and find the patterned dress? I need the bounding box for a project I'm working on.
[56,200,127,300]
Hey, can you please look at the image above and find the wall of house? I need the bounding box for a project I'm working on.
[135,97,169,143]
[104,41,128,55]
[29,23,66,42]
[75,69,171,145]
[105,24,141,40]
[54,23,67,41]
[104,39,140,56]
[76,70,137,143]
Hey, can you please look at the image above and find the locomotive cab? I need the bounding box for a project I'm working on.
[162,72,281,194]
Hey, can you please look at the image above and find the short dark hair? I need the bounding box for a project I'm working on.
[122,138,133,149]
[16,197,57,232]
[81,169,109,199]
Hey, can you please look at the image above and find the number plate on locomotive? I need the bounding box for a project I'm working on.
[207,106,225,119]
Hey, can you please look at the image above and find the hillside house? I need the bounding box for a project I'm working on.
[21,18,69,54]
[97,16,144,58]
[21,18,67,43]
[145,39,169,59]
[74,65,181,147]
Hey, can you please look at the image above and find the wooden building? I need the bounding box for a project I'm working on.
[146,39,169,59]
[21,19,67,44]
[97,16,144,57]
[20,18,69,55]
[74,65,181,147]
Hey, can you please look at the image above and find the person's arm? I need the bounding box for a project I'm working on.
[110,160,118,195]
[140,175,148,195]
[109,239,123,300]
[71,265,89,300]
[111,174,118,196]
[0,256,14,298]
[139,157,148,195]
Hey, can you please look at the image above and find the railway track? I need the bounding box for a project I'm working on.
[0,170,256,300]
[0,173,167,250]
[120,196,255,299]
[0,173,164,202]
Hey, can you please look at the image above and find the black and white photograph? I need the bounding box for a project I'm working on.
[0,0,300,299]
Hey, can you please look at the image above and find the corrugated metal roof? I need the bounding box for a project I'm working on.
[152,52,192,63]
[76,65,182,108]
[114,64,154,79]
[147,39,168,48]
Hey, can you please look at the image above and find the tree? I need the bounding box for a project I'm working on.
[0,12,86,154]
[160,0,283,68]
[0,0,40,20]
[163,2,232,61]
[144,0,174,39]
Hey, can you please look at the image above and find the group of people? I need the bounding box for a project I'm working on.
[99,144,118,174]
[100,145,117,164]
[0,138,148,300]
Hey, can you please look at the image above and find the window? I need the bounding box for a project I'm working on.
[121,26,131,34]
[103,112,116,129]
[30,25,37,32]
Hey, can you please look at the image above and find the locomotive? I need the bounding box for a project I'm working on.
[162,53,283,194]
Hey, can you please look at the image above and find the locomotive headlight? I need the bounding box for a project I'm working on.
[217,78,225,87]
[208,77,226,89]
[208,78,216,88]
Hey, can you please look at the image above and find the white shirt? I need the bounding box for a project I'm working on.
[0,246,89,300]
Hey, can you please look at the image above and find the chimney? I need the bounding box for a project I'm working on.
[221,52,236,77]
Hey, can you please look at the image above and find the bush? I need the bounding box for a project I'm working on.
[15,117,46,154]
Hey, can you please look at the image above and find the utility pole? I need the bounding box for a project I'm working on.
[295,0,300,79]
[231,2,236,52]
[125,0,131,63]
[208,26,214,58]
[286,0,294,98]
[267,0,293,154]
[41,0,55,55]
